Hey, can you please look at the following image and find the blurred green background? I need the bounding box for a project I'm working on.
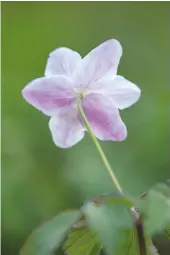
[2,2,169,255]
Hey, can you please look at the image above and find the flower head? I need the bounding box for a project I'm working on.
[22,39,141,148]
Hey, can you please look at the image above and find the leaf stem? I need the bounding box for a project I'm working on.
[77,98,123,194]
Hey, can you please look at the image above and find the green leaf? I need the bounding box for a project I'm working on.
[92,192,134,208]
[114,227,139,254]
[63,193,133,255]
[62,192,158,255]
[64,221,158,255]
[137,183,170,235]
[20,210,82,255]
[82,199,134,255]
[64,226,102,255]
[114,228,159,255]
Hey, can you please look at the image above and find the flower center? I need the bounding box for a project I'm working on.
[79,92,85,100]
[74,88,86,100]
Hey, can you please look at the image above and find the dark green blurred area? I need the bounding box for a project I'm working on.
[2,2,169,255]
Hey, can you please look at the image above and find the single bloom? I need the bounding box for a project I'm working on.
[22,39,141,148]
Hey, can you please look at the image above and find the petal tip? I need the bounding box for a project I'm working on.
[114,126,127,141]
[133,86,141,104]
[108,38,123,55]
[21,87,30,102]
[49,116,85,149]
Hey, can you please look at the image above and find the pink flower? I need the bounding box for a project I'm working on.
[22,39,141,148]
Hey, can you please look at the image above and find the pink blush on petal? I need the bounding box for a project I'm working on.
[23,89,75,109]
[80,93,127,141]
[82,105,120,140]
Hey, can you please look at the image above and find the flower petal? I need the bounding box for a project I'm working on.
[80,93,127,141]
[73,39,122,89]
[49,108,84,148]
[100,75,141,109]
[22,75,76,116]
[45,47,82,77]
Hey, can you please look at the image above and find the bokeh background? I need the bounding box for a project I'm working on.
[2,2,169,255]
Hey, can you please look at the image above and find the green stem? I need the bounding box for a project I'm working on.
[77,98,147,254]
[77,98,123,194]
[77,99,147,254]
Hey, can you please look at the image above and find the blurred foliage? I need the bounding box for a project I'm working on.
[20,192,162,255]
[137,183,170,235]
[20,210,82,255]
[1,2,169,255]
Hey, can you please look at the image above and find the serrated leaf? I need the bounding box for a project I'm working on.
[64,222,158,255]
[20,210,82,255]
[64,226,102,255]
[137,183,170,235]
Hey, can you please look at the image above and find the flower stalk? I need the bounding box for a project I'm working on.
[77,98,123,194]
[77,98,147,255]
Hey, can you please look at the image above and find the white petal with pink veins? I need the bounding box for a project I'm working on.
[22,39,141,148]
[45,47,82,78]
[49,108,85,148]
[22,75,76,116]
[97,75,141,109]
[73,39,122,90]
[80,93,127,141]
